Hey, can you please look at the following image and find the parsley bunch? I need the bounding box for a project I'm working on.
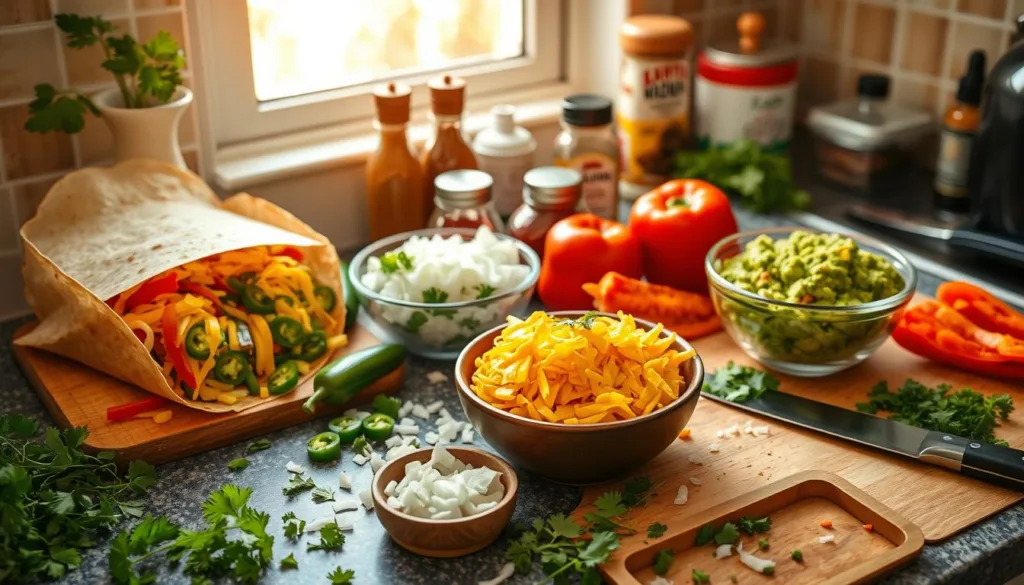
[109,485,273,584]
[0,415,155,583]
[674,139,810,213]
[506,476,655,583]
[702,362,779,402]
[857,379,1014,445]
[26,13,186,135]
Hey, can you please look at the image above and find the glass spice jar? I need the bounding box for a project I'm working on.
[427,169,504,231]
[507,166,582,257]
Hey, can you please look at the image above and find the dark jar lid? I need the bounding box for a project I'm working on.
[434,169,493,209]
[523,166,582,210]
[561,94,613,127]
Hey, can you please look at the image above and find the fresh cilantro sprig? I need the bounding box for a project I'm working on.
[245,438,271,453]
[647,522,668,540]
[475,284,497,299]
[702,362,779,402]
[857,379,1013,445]
[282,475,316,497]
[422,287,449,304]
[311,486,336,504]
[281,512,306,541]
[652,549,674,576]
[279,553,298,570]
[228,457,250,471]
[308,522,345,552]
[737,515,771,535]
[328,566,356,583]
[352,436,371,456]
[0,415,155,582]
[560,311,599,330]
[109,485,274,585]
[692,568,711,584]
[26,14,186,135]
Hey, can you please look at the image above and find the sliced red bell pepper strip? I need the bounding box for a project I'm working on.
[581,271,722,339]
[892,301,1024,380]
[212,275,232,292]
[123,272,181,312]
[107,396,170,422]
[937,281,1024,339]
[161,303,197,389]
[180,282,221,305]
[275,247,304,262]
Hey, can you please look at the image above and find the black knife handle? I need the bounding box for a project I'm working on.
[961,441,1024,491]
[949,229,1024,267]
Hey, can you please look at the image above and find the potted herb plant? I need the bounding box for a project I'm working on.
[26,14,191,168]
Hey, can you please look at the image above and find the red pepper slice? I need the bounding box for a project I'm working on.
[936,281,1024,339]
[161,303,197,389]
[582,271,722,340]
[212,275,232,292]
[892,301,1024,380]
[120,272,181,312]
[107,396,169,422]
[275,247,304,262]
[180,282,220,304]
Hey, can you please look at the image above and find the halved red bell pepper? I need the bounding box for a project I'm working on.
[121,272,181,312]
[107,396,169,422]
[892,301,1024,380]
[936,281,1024,339]
[582,271,722,340]
[161,303,197,389]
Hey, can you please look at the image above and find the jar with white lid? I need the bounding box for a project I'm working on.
[695,12,798,152]
[472,105,536,219]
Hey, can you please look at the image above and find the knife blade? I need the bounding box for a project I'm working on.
[701,390,1024,491]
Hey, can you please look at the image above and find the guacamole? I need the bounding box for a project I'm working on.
[718,231,905,306]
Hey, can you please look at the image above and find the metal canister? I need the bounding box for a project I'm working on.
[695,12,798,152]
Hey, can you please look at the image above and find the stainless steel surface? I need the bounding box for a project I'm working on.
[848,204,960,240]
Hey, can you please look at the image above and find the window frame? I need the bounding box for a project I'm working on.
[192,0,563,147]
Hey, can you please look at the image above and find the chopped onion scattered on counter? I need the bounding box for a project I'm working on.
[390,446,504,520]
[478,562,515,585]
[305,516,339,533]
[395,424,421,435]
[674,485,688,505]
[819,535,835,544]
[339,471,352,489]
[715,430,725,439]
[400,417,416,426]
[426,371,449,384]
[385,436,404,448]
[332,498,361,513]
[462,428,475,443]
[650,577,673,585]
[426,399,445,413]
[344,409,370,420]
[708,443,720,453]
[411,404,430,419]
[753,425,771,436]
[425,431,440,445]
[370,452,385,472]
[358,488,374,510]
[398,402,414,417]
[724,424,739,437]
[689,477,703,486]
[385,444,418,461]
[714,544,733,559]
[737,543,776,574]
[285,461,305,474]
[687,454,704,465]
[352,454,368,466]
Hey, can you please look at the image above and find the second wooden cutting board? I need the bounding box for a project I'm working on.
[574,331,1024,544]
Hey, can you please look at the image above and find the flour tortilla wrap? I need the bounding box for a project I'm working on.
[16,159,345,413]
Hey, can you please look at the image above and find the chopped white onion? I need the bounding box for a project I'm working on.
[305,516,337,533]
[753,425,771,436]
[462,428,475,443]
[352,454,368,466]
[426,371,449,384]
[714,544,733,559]
[819,535,835,544]
[411,404,430,419]
[370,452,385,472]
[332,498,361,513]
[400,417,417,426]
[425,431,440,445]
[358,488,374,510]
[425,399,445,413]
[384,480,398,496]
[673,485,688,505]
[687,454,704,465]
[715,430,724,439]
[395,424,421,435]
[339,471,352,489]
[398,402,414,417]
[385,436,404,448]
[708,443,721,453]
[285,461,305,474]
[478,562,515,585]
[737,543,776,574]
[650,577,674,585]
[689,477,703,486]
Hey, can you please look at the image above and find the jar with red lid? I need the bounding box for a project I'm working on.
[507,166,582,257]
[695,12,798,152]
[427,169,504,231]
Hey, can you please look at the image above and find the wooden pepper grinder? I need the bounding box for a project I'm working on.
[737,12,765,54]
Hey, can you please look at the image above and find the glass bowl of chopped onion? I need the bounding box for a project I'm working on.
[349,227,541,359]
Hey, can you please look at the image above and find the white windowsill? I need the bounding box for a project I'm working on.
[212,83,575,191]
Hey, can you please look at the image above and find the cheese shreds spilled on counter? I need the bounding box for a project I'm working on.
[470,311,694,423]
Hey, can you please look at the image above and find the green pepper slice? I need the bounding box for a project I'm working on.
[360,413,394,441]
[314,285,337,313]
[275,295,295,307]
[243,368,259,396]
[184,323,211,360]
[268,361,300,395]
[214,351,250,386]
[327,416,363,443]
[270,316,306,348]
[242,284,275,314]
[227,272,256,294]
[297,331,328,361]
[306,432,341,462]
[220,292,241,306]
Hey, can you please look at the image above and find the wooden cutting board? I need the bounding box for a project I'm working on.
[575,329,1024,544]
[12,322,405,465]
[603,471,924,585]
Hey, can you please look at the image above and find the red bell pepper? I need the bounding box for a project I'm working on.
[538,214,643,311]
[122,272,181,311]
[275,246,304,262]
[892,301,1024,380]
[582,271,722,339]
[936,281,1024,339]
[629,179,738,294]
[106,396,170,422]
[161,303,197,389]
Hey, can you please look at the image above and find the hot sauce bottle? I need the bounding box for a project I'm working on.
[366,82,426,240]
[420,75,478,225]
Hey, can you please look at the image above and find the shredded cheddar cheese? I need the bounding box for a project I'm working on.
[470,311,693,424]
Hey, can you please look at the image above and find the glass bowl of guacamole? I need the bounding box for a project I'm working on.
[705,228,917,377]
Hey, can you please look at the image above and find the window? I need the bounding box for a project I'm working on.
[196,0,563,146]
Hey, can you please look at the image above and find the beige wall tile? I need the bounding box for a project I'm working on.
[63,18,130,86]
[0,254,29,319]
[135,0,181,8]
[135,12,187,60]
[893,78,944,118]
[797,56,839,119]
[852,3,896,64]
[11,178,56,226]
[947,20,1008,78]
[0,191,19,252]
[0,0,51,26]
[0,105,74,179]
[0,29,62,100]
[55,0,128,14]
[901,11,949,76]
[956,0,1007,19]
[801,0,846,54]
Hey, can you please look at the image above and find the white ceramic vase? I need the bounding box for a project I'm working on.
[93,87,193,168]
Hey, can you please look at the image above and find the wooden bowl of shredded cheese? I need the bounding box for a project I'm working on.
[455,311,704,484]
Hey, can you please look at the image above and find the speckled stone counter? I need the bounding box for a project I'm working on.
[2,206,1022,584]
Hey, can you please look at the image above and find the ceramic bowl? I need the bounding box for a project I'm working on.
[371,446,518,558]
[454,311,704,485]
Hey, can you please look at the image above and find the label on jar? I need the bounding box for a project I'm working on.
[616,55,690,189]
[476,152,534,217]
[555,153,618,220]
[935,128,974,198]
[695,77,796,151]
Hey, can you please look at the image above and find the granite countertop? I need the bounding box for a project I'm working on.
[3,206,1023,585]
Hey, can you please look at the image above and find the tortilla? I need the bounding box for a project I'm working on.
[16,160,346,413]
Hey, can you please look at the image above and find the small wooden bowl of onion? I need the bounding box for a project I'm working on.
[371,446,519,558]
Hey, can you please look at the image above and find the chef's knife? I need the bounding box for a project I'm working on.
[701,390,1024,491]
[847,204,1024,267]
